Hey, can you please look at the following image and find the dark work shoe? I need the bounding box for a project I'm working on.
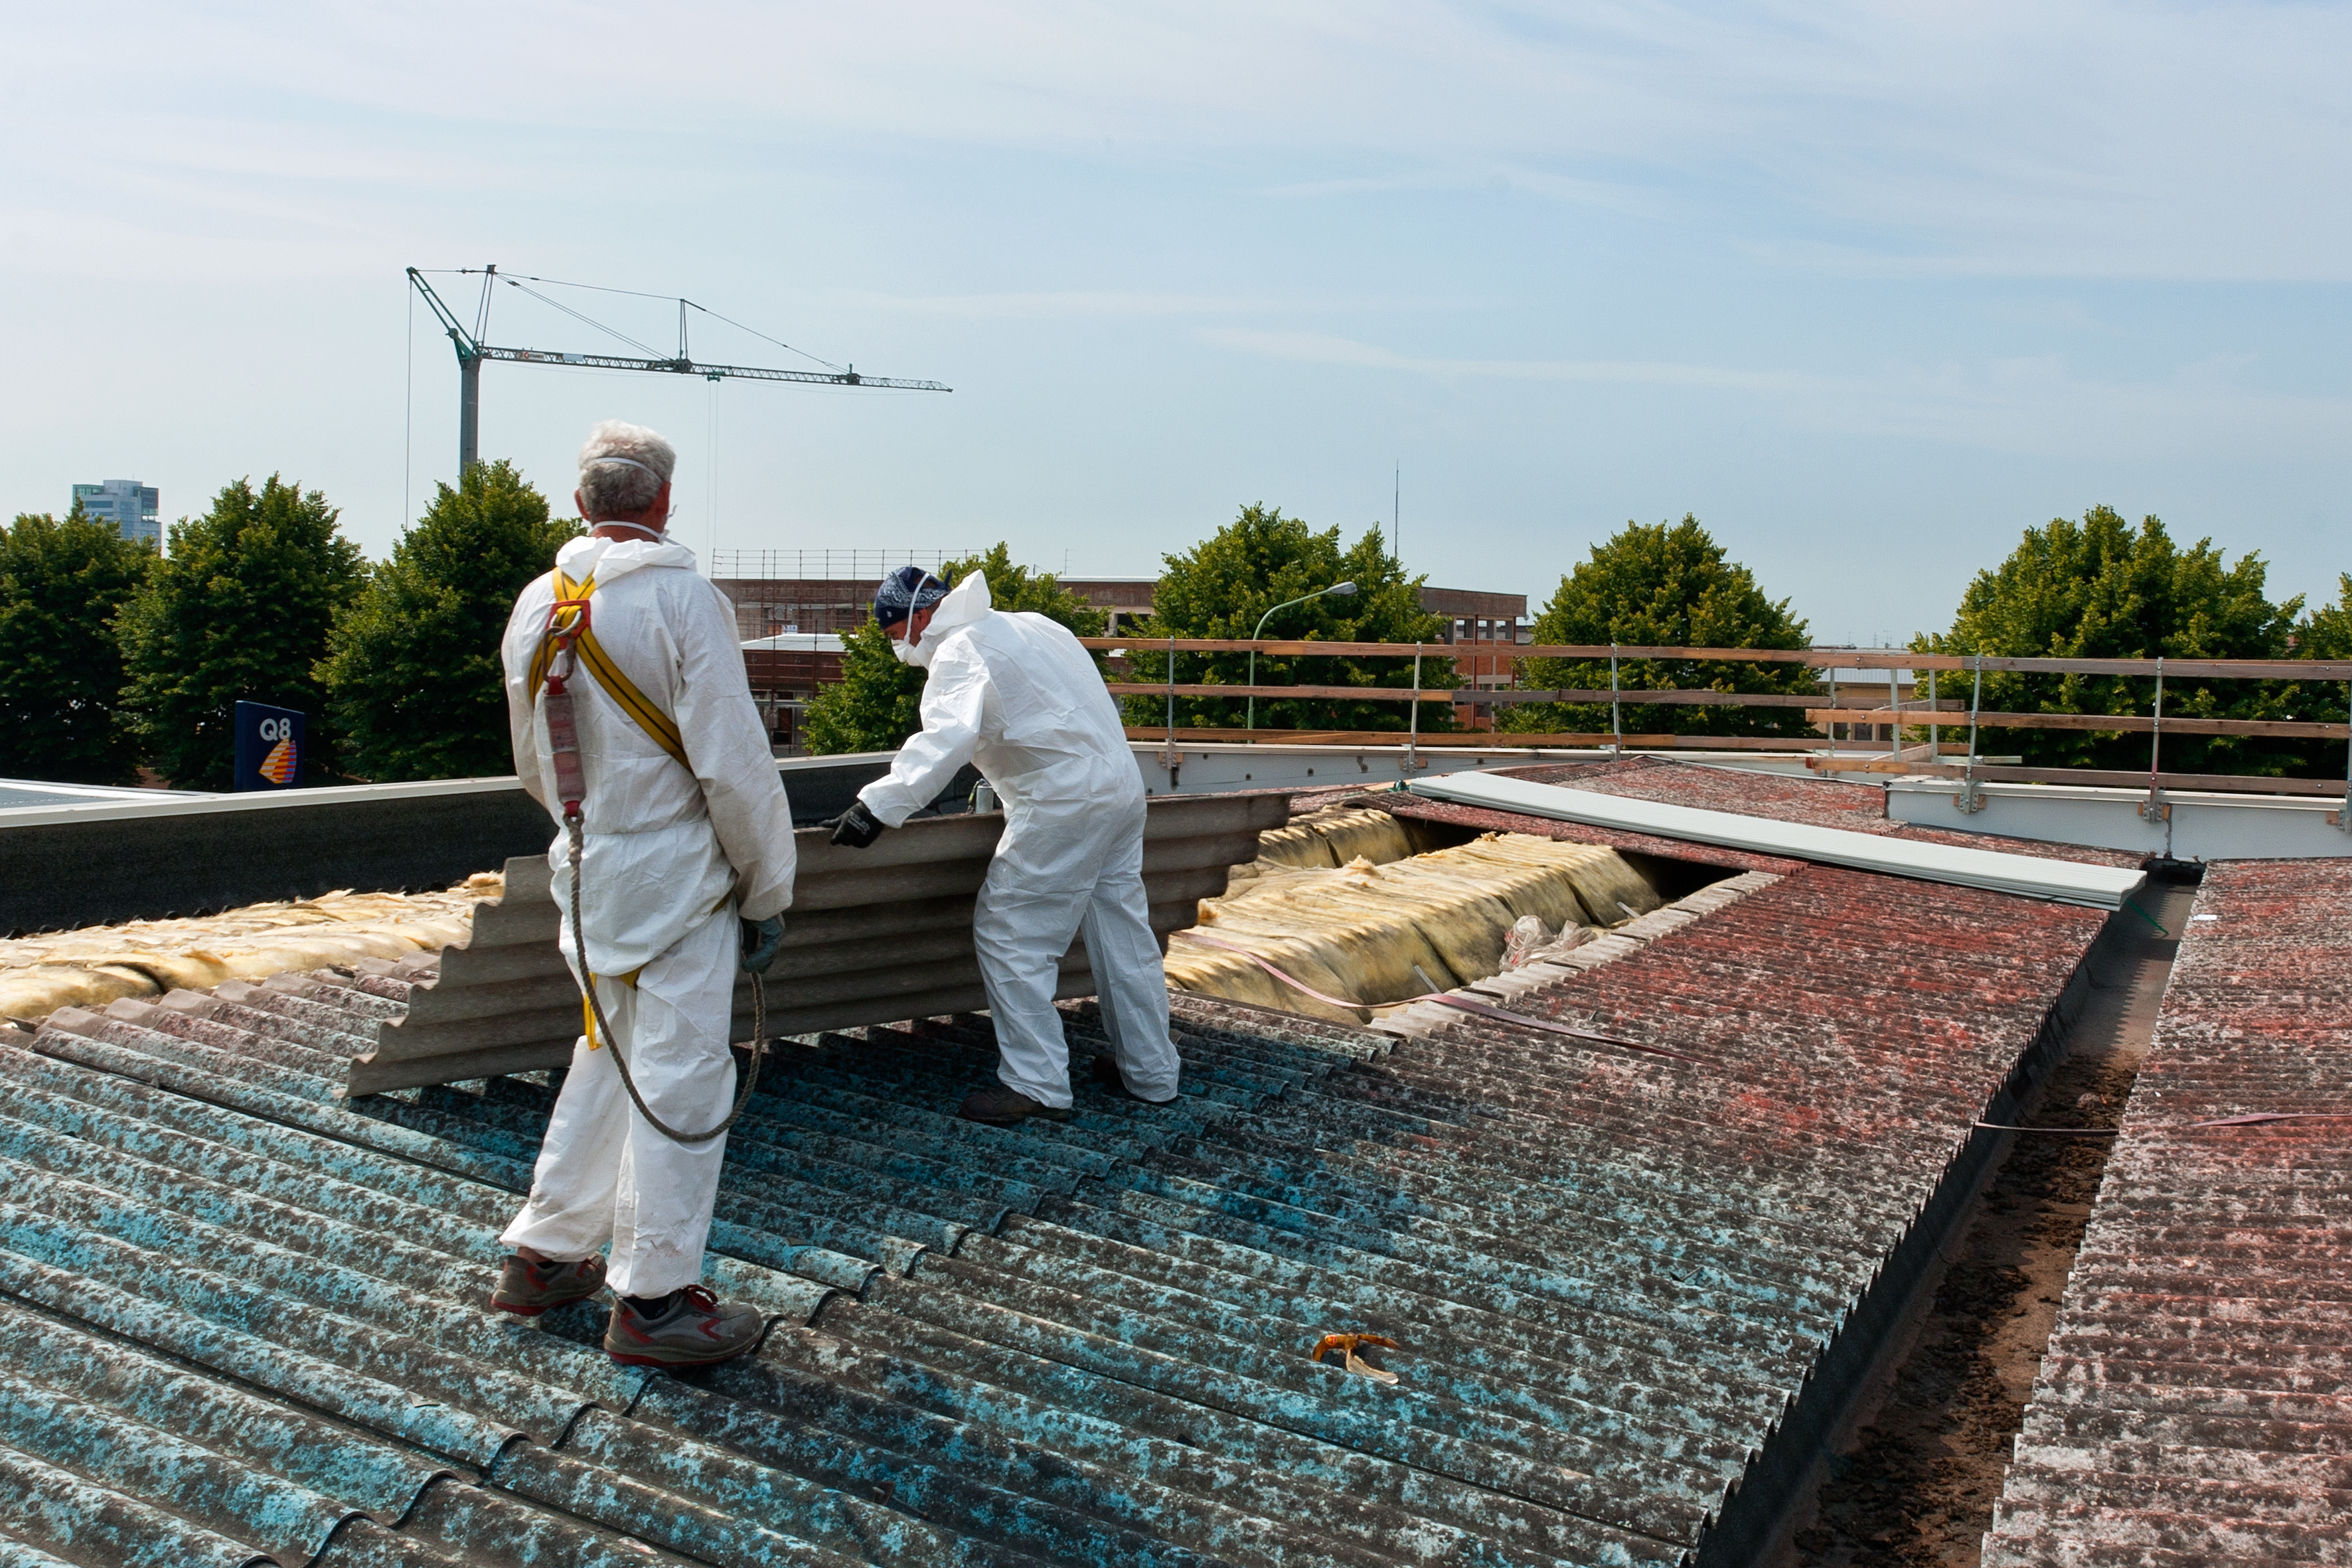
[959,1083,1075,1126]
[1088,1053,1179,1106]
[491,1253,607,1317]
[603,1285,765,1367]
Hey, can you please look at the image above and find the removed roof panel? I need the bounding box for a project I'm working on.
[1407,771,2148,909]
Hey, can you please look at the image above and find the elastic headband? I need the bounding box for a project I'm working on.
[584,454,666,479]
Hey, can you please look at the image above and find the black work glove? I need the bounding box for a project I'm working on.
[739,914,785,975]
[830,800,886,849]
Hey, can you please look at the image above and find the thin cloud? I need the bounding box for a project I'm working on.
[1197,326,2352,460]
[9,1,2349,280]
[1196,327,1820,393]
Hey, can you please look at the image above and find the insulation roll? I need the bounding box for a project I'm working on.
[1166,825,1666,1020]
[0,880,494,1026]
[1251,807,1415,870]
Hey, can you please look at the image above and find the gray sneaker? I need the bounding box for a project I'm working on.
[491,1253,607,1317]
[603,1285,765,1367]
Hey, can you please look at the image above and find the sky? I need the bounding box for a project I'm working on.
[4,1,2347,645]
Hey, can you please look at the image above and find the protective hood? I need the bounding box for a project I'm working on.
[897,570,992,669]
[555,532,698,586]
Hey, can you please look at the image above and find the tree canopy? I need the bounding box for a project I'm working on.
[118,476,366,789]
[0,509,155,784]
[1119,504,1449,734]
[802,544,1108,756]
[2297,575,2352,661]
[320,461,581,782]
[1500,515,1812,739]
[1917,506,2305,774]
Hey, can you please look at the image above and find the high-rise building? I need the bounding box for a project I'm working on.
[71,480,161,547]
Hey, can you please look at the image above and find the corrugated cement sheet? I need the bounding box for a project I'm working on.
[0,848,2112,1568]
[1983,856,2352,1567]
[1405,771,2148,908]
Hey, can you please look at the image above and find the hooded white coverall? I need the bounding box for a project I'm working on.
[856,572,1180,1108]
[496,535,795,1298]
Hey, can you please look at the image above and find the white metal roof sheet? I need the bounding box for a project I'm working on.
[1408,771,2148,909]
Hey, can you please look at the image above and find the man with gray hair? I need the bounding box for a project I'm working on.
[489,420,797,1366]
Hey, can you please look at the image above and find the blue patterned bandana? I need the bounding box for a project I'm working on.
[872,566,951,629]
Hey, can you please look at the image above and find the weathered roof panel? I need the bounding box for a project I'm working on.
[1983,856,2352,1567]
[0,774,2136,1567]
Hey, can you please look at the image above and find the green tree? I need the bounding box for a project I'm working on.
[0,508,155,783]
[1917,507,2302,775]
[119,475,366,789]
[1501,516,1813,739]
[2270,573,2352,780]
[803,544,1108,755]
[1119,504,1449,734]
[2298,574,2352,660]
[320,461,580,781]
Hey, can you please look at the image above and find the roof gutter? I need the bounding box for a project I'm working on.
[1407,772,2148,909]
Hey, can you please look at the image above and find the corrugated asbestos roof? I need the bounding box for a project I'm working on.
[0,819,2117,1568]
[1984,857,2352,1567]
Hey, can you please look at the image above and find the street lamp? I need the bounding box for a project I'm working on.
[1247,581,1358,730]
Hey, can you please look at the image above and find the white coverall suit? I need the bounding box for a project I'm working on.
[496,534,795,1298]
[857,572,1180,1108]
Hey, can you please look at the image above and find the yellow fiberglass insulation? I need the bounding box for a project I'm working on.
[0,874,503,1024]
[1166,830,1661,1024]
[1250,808,1415,870]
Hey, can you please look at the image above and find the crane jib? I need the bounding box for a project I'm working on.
[405,264,950,476]
[478,345,950,391]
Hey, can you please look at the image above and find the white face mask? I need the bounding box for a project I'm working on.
[891,632,930,668]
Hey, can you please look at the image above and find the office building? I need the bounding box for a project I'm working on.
[71,480,161,547]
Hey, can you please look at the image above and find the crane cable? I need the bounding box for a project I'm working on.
[473,268,846,372]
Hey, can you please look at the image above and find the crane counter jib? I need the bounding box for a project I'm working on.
[406,264,951,475]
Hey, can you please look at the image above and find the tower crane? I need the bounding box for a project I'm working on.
[407,265,951,474]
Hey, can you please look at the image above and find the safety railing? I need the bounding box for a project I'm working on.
[1084,637,2352,813]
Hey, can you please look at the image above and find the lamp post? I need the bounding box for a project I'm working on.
[1247,581,1358,730]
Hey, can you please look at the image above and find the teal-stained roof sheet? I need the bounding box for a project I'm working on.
[0,843,2112,1568]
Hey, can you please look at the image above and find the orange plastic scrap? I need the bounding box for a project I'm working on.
[1310,1332,1402,1385]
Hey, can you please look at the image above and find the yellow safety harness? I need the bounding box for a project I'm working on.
[530,552,768,1142]
[528,566,690,769]
[530,564,673,1050]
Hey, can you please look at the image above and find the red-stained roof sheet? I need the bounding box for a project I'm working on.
[1983,857,2352,1567]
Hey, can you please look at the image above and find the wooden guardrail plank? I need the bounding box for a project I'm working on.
[1893,763,2352,797]
[1803,708,2352,740]
[1110,682,1458,702]
[1085,636,2352,680]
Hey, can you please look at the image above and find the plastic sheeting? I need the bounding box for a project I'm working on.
[1409,772,2150,909]
[1165,830,1662,1024]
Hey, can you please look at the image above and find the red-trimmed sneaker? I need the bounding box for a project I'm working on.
[603,1285,765,1367]
[491,1253,607,1317]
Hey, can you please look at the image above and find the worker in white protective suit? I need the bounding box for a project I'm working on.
[487,419,797,1368]
[827,566,1182,1125]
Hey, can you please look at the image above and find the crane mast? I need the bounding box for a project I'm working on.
[407,265,950,475]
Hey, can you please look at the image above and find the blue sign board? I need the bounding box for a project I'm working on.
[233,700,305,791]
